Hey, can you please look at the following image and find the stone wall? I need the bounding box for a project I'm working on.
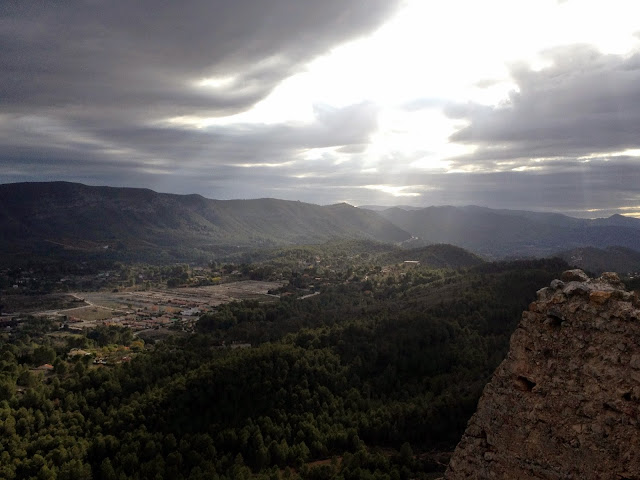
[445,270,640,480]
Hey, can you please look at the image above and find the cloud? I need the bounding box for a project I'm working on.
[0,0,398,195]
[35,101,379,163]
[473,78,502,89]
[3,132,639,217]
[0,101,382,197]
[400,98,448,111]
[0,1,399,116]
[3,2,640,218]
[447,45,640,168]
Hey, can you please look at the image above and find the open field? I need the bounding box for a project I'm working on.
[11,280,287,333]
[63,305,120,322]
[2,293,86,314]
[83,280,284,311]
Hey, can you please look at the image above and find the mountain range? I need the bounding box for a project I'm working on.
[373,205,640,259]
[556,246,640,275]
[0,182,409,261]
[1,182,639,266]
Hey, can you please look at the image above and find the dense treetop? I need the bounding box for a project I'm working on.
[0,251,569,479]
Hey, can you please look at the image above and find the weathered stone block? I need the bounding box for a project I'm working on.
[445,271,640,480]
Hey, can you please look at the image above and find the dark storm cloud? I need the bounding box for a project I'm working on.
[0,1,397,164]
[16,101,380,165]
[3,1,640,218]
[205,155,640,216]
[0,0,399,194]
[430,160,640,214]
[447,45,640,168]
[0,0,399,116]
[0,100,382,199]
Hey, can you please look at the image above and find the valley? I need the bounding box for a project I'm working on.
[4,1,640,477]
[8,280,284,337]
[1,183,639,479]
[0,236,577,479]
[3,183,640,269]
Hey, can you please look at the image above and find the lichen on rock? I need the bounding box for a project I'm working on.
[445,270,640,480]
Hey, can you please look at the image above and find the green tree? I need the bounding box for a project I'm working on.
[33,345,56,365]
[399,442,413,467]
[99,458,117,480]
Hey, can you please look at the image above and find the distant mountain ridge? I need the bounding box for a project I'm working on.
[3,182,639,266]
[557,246,640,275]
[376,205,640,260]
[357,204,424,211]
[0,182,410,261]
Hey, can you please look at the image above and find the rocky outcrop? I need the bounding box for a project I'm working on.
[445,270,640,480]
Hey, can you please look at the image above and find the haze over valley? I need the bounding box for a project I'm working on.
[3,182,640,273]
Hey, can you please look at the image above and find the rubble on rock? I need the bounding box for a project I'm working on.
[445,270,640,480]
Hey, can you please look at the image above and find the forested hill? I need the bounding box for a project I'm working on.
[0,182,410,261]
[0,257,569,479]
[375,205,640,259]
[229,240,484,272]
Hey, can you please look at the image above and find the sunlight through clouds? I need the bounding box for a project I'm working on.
[362,185,422,197]
[192,0,640,186]
[3,0,640,211]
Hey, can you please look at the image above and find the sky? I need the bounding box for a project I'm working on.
[1,0,640,217]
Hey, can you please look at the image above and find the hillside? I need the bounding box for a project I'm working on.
[0,182,410,261]
[375,243,484,269]
[376,205,640,259]
[0,254,568,479]
[230,240,484,272]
